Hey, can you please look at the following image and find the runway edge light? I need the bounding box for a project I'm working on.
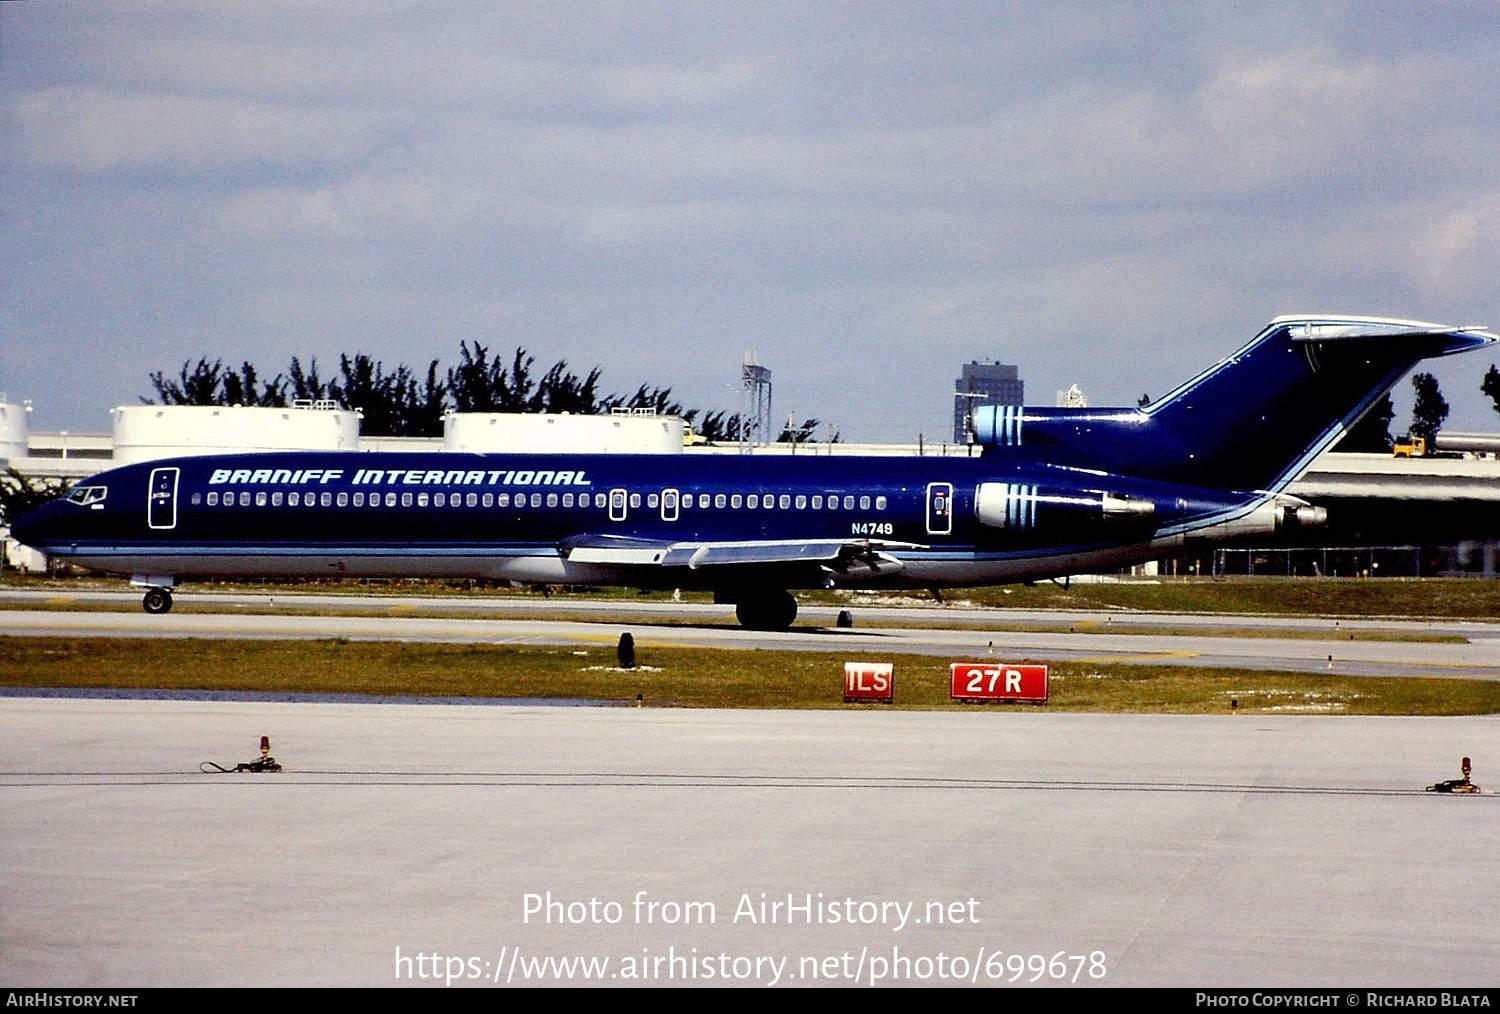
[1426,756,1481,793]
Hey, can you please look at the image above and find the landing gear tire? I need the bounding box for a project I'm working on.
[734,589,798,631]
[142,588,173,615]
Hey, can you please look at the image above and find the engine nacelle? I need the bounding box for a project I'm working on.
[1183,493,1326,540]
[971,405,1150,449]
[974,482,1155,531]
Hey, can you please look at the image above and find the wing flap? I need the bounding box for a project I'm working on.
[559,534,672,565]
[566,546,672,565]
[661,540,849,569]
[560,534,921,573]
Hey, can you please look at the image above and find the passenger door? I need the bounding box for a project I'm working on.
[148,467,179,530]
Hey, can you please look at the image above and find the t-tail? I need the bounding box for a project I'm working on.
[972,315,1497,493]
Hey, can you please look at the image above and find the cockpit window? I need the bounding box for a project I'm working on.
[65,485,108,506]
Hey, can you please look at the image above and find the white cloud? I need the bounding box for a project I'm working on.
[5,5,1500,439]
[219,174,488,240]
[1316,191,1500,305]
[10,85,381,173]
[1401,193,1500,302]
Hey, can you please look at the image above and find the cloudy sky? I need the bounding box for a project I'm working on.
[3,2,1498,442]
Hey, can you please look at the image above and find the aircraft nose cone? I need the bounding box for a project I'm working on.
[9,500,59,549]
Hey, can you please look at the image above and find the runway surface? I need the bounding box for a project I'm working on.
[5,589,1499,987]
[2,697,1495,988]
[5,588,1500,679]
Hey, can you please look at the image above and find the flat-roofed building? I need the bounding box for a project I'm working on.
[953,361,1023,443]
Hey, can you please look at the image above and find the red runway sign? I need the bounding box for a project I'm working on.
[949,663,1048,702]
[844,662,894,703]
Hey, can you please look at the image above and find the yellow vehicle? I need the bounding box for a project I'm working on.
[1393,435,1426,457]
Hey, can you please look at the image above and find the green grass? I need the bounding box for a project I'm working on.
[0,597,1465,643]
[9,573,1500,619]
[6,636,1499,715]
[5,574,1493,646]
[922,577,1500,619]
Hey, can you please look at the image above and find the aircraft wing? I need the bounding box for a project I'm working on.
[558,533,921,578]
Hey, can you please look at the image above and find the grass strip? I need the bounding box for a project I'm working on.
[8,574,1500,620]
[0,599,1467,644]
[5,636,1499,715]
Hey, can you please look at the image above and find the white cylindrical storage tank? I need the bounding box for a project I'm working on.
[443,412,684,454]
[1434,431,1500,455]
[0,400,29,464]
[111,404,362,464]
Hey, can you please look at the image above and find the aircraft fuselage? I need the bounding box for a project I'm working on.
[22,451,1242,589]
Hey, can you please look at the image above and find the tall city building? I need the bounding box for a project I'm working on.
[953,361,1024,442]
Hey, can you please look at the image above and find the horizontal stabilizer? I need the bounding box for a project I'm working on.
[1287,321,1493,343]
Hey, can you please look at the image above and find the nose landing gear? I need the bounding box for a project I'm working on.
[132,574,176,614]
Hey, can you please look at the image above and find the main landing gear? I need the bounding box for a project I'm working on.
[142,587,174,614]
[731,589,798,631]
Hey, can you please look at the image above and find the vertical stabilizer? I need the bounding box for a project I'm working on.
[974,316,1496,492]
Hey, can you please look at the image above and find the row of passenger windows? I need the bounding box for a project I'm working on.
[192,490,889,511]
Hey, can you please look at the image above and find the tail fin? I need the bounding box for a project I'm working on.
[974,316,1496,492]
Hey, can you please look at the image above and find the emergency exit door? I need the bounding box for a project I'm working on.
[926,482,953,535]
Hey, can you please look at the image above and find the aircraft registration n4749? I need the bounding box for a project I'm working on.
[12,316,1495,629]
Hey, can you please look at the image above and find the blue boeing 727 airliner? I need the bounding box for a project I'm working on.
[12,316,1494,629]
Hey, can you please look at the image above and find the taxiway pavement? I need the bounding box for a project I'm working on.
[2,697,1496,988]
[5,589,1500,678]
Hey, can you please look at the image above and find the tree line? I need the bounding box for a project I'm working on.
[1335,371,1452,453]
[129,354,1500,451]
[146,344,828,444]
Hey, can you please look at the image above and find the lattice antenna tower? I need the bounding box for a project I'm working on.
[739,353,773,453]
